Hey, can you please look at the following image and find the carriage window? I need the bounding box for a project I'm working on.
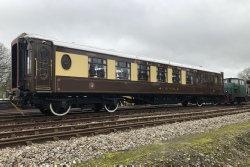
[26,55,31,75]
[196,73,201,84]
[88,57,107,78]
[138,64,149,81]
[172,69,181,83]
[157,67,167,82]
[240,80,245,85]
[203,73,209,83]
[209,75,214,83]
[116,61,130,80]
[215,76,218,84]
[230,79,239,84]
[186,71,193,84]
[26,48,31,75]
[39,47,49,80]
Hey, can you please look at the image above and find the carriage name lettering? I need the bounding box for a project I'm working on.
[159,87,179,91]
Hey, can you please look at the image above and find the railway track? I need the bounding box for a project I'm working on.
[0,105,249,148]
[0,101,247,116]
[0,104,245,126]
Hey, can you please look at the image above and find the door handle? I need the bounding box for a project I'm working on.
[35,58,37,76]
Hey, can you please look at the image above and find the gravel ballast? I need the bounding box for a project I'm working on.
[0,112,249,166]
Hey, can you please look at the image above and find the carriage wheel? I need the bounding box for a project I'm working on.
[104,102,119,112]
[49,102,71,116]
[212,99,218,106]
[196,98,203,107]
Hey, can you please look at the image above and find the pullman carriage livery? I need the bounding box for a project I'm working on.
[11,33,224,116]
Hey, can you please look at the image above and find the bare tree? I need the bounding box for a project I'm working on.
[0,43,11,97]
[237,67,250,80]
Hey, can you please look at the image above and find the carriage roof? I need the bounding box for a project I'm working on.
[22,33,221,74]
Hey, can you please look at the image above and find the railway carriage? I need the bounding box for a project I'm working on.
[10,33,224,116]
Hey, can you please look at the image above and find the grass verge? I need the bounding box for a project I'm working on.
[74,120,250,166]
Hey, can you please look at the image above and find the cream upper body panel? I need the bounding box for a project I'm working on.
[107,59,116,80]
[150,66,157,82]
[131,63,138,81]
[55,51,88,77]
[54,51,213,86]
[167,68,173,83]
[181,70,186,84]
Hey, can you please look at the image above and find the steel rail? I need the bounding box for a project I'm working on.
[0,108,248,148]
[0,106,240,131]
[0,103,245,125]
[0,115,119,132]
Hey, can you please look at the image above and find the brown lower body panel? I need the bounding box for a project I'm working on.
[55,76,223,96]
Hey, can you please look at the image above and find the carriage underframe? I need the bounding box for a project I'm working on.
[11,89,226,116]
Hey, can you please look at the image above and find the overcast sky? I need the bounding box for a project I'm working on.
[1,0,249,78]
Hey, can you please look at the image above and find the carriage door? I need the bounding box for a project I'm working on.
[35,44,52,90]
[203,73,211,94]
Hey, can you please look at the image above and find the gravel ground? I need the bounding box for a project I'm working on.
[0,112,249,167]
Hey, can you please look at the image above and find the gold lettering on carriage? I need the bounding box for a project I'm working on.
[159,87,179,91]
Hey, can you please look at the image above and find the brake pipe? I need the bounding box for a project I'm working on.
[9,100,24,116]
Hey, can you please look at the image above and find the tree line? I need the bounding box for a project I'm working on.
[237,67,250,81]
[0,43,11,98]
[0,42,249,98]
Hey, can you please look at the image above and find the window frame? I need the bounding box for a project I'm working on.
[172,68,181,83]
[186,71,193,84]
[88,57,107,78]
[116,61,131,80]
[215,75,218,84]
[157,67,167,82]
[196,72,201,84]
[240,80,245,85]
[138,64,150,81]
[26,49,32,76]
[230,78,239,84]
